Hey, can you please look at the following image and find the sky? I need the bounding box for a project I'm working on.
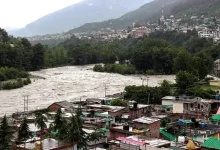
[0,0,82,30]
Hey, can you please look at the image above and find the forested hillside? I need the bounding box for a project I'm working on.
[171,0,220,17]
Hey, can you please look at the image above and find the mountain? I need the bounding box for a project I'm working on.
[10,0,152,37]
[68,0,220,34]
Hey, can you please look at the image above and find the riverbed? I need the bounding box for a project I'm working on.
[0,65,175,116]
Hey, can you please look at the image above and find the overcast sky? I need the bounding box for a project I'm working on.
[0,0,82,29]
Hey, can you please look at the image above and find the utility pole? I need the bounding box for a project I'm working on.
[104,83,107,97]
[141,77,145,86]
[146,76,149,87]
[147,94,150,104]
[23,95,29,114]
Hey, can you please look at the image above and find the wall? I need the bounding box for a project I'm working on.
[129,107,149,119]
[162,100,173,106]
[109,109,124,117]
[48,104,61,112]
[209,80,220,87]
[133,121,160,138]
[173,103,184,114]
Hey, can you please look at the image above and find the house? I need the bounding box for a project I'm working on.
[162,96,176,106]
[209,80,220,87]
[132,117,160,138]
[86,105,125,122]
[116,135,170,150]
[128,101,151,119]
[48,101,73,112]
[172,97,220,119]
[83,128,107,149]
[130,27,151,38]
[109,125,148,140]
[17,138,77,150]
[214,59,220,77]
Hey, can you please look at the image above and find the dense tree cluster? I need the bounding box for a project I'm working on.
[0,29,45,71]
[93,64,136,75]
[124,80,172,104]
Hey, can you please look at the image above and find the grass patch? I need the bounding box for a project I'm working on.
[199,84,220,91]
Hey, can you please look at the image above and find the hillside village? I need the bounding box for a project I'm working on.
[28,14,220,43]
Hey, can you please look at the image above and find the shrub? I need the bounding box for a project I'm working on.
[94,64,136,75]
[0,67,29,81]
[93,65,104,72]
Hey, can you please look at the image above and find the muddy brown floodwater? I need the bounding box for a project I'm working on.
[0,65,175,116]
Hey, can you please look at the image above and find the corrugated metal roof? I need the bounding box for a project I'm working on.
[201,137,220,149]
[160,128,175,141]
[212,115,220,121]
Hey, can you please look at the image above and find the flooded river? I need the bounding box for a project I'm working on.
[0,65,175,116]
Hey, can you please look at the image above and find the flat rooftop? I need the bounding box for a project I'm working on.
[129,104,150,109]
[133,117,160,124]
[87,105,125,112]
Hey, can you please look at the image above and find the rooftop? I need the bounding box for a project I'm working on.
[87,105,125,112]
[201,137,220,149]
[51,100,73,111]
[132,117,160,124]
[119,136,171,147]
[129,104,150,109]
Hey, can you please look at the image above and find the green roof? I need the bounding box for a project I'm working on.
[183,120,192,124]
[201,137,220,150]
[100,128,109,132]
[212,115,220,121]
[165,106,173,109]
[160,128,175,141]
[94,112,111,117]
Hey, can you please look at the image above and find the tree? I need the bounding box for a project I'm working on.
[87,130,105,150]
[192,51,213,79]
[160,80,172,96]
[75,107,87,149]
[35,113,48,148]
[176,71,198,94]
[111,99,126,106]
[54,109,66,150]
[31,43,45,70]
[173,50,192,73]
[65,115,80,147]
[18,118,30,148]
[0,116,13,150]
